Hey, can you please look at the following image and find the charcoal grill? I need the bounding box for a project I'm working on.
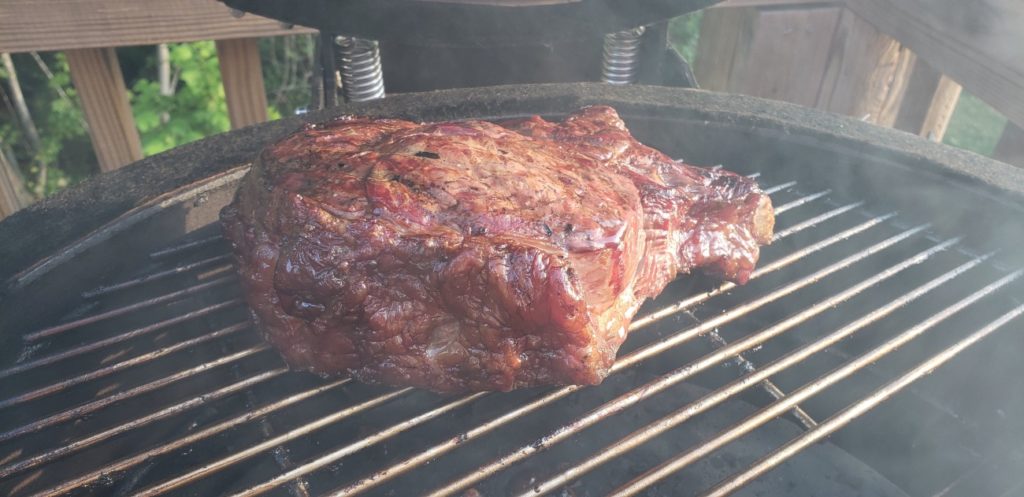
[2,84,1024,497]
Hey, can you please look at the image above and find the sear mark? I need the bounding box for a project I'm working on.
[415,151,441,159]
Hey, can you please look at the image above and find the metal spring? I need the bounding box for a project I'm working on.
[602,26,646,85]
[334,36,385,102]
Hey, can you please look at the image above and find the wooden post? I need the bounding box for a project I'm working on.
[892,58,963,142]
[694,7,759,92]
[846,0,1024,131]
[816,9,916,127]
[917,75,962,142]
[0,0,312,53]
[66,47,143,172]
[0,146,31,220]
[215,38,269,129]
[701,6,844,107]
[894,60,943,132]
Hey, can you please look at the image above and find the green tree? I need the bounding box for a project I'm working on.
[130,41,231,156]
[1,52,95,197]
[669,11,705,65]
[260,34,316,117]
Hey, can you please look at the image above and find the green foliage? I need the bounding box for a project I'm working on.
[38,55,90,169]
[260,35,316,116]
[942,93,1007,157]
[131,42,231,156]
[0,37,313,200]
[669,11,705,65]
[0,52,95,197]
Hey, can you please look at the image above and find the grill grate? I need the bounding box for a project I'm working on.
[1,176,1021,497]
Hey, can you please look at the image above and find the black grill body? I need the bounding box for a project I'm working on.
[1,84,1023,497]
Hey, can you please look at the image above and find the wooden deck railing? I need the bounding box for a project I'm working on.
[1,0,1021,220]
[0,0,311,173]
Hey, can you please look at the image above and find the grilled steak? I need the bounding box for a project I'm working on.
[221,106,773,393]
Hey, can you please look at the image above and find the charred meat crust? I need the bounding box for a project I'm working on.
[221,106,773,393]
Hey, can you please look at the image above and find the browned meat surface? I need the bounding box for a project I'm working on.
[221,106,773,393]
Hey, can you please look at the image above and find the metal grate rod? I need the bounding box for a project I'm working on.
[0,322,250,410]
[217,393,486,497]
[613,270,1024,497]
[703,330,818,430]
[771,202,864,240]
[149,234,223,259]
[628,210,895,332]
[133,388,427,497]
[0,298,242,380]
[271,221,924,497]
[610,225,929,372]
[700,301,1024,497]
[8,186,888,495]
[326,211,894,497]
[0,369,287,479]
[423,231,949,497]
[0,343,268,444]
[325,209,880,495]
[191,196,872,496]
[761,180,796,195]
[773,189,830,214]
[82,254,232,299]
[23,276,235,341]
[28,179,802,491]
[29,377,350,497]
[525,251,996,496]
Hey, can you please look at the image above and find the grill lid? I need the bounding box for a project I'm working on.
[220,0,721,45]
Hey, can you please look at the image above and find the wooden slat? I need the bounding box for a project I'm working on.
[0,147,31,220]
[694,7,759,91]
[893,58,962,141]
[66,48,143,172]
[893,58,944,134]
[816,8,915,126]
[0,0,312,53]
[723,6,843,107]
[846,0,1024,128]
[216,38,269,129]
[917,75,962,142]
[993,123,1024,168]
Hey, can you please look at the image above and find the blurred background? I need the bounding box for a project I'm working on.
[0,2,1017,215]
[0,37,315,199]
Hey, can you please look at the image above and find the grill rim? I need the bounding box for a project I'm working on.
[2,82,1023,289]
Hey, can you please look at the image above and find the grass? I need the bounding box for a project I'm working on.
[942,93,1007,157]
